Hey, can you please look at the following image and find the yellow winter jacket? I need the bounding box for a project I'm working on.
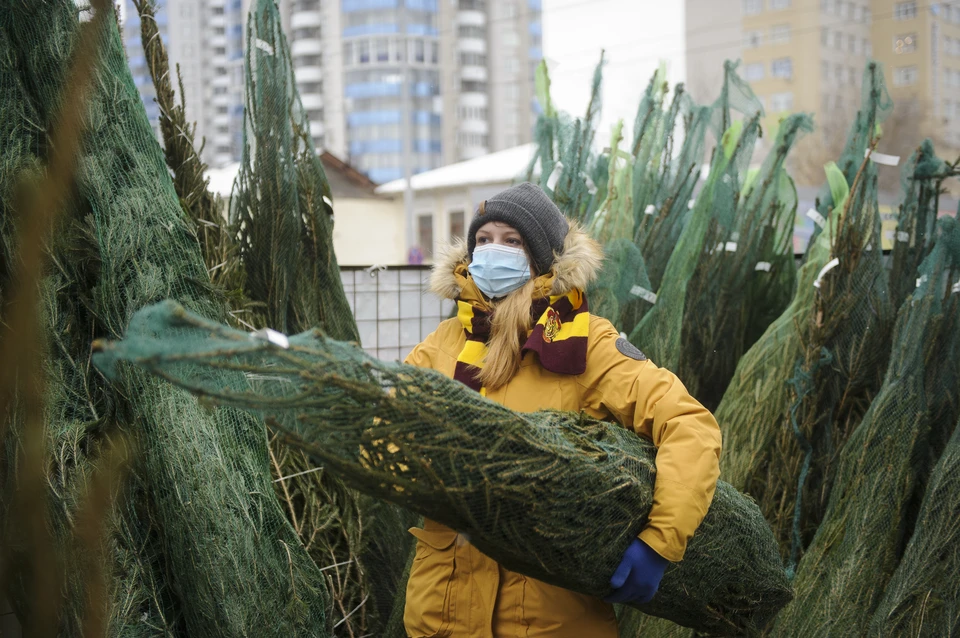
[403,226,722,638]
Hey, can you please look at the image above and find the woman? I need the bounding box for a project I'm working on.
[403,182,722,638]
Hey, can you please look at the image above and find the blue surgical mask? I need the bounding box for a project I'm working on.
[468,244,532,299]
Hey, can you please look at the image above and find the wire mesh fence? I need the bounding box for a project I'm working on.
[340,265,456,362]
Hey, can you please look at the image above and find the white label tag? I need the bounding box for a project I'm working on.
[952,281,960,294]
[546,161,564,190]
[807,208,827,228]
[897,231,910,243]
[644,204,656,215]
[755,261,772,272]
[630,285,658,305]
[688,199,695,210]
[867,149,901,166]
[251,328,290,349]
[255,39,275,55]
[814,258,840,289]
[866,243,874,251]
[583,174,598,195]
[916,275,928,289]
[725,241,738,252]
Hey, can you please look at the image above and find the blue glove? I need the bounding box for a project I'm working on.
[603,538,669,605]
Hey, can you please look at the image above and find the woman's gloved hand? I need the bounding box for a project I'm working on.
[603,538,669,605]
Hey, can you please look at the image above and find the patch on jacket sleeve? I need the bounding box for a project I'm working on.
[615,337,647,361]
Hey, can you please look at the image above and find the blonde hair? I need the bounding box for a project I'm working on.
[476,277,539,391]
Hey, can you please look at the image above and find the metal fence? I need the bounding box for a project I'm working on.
[341,265,456,362]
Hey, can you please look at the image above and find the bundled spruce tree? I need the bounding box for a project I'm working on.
[675,113,810,411]
[773,216,960,635]
[1,2,334,635]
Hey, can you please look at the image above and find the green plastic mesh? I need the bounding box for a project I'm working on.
[674,114,810,411]
[629,111,762,372]
[889,139,955,310]
[772,216,960,635]
[0,3,332,635]
[870,414,960,637]
[94,299,794,636]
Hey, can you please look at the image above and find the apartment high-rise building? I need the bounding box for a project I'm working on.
[685,0,960,181]
[124,0,246,168]
[123,0,542,181]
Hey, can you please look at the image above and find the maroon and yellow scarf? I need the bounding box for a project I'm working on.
[451,265,590,393]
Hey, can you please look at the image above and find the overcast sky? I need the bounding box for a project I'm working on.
[542,0,686,146]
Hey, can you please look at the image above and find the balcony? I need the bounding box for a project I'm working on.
[459,92,488,107]
[460,65,487,82]
[292,39,323,56]
[295,66,324,82]
[458,38,486,54]
[291,10,322,29]
[301,93,324,110]
[459,118,488,134]
[457,10,486,26]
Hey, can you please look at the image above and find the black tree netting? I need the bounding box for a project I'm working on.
[93,300,794,636]
[870,414,960,637]
[772,216,960,635]
[0,2,333,635]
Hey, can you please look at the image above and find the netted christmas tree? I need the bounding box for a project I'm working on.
[674,113,809,411]
[0,2,334,635]
[870,414,960,637]
[94,299,794,637]
[772,216,960,636]
[629,63,764,374]
[717,61,897,567]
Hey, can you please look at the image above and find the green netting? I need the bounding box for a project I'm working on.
[870,414,960,637]
[0,2,332,635]
[772,216,960,635]
[233,1,356,341]
[675,114,810,410]
[629,111,762,372]
[889,139,956,310]
[708,60,765,137]
[94,299,794,636]
[803,62,892,257]
[633,87,712,297]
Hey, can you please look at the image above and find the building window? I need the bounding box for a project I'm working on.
[864,39,872,57]
[894,65,918,86]
[743,0,762,14]
[502,31,520,47]
[770,92,793,111]
[893,2,917,20]
[415,39,425,63]
[504,57,520,73]
[293,27,320,40]
[772,57,793,79]
[864,7,871,23]
[461,80,487,92]
[744,30,763,48]
[504,84,520,101]
[376,38,389,62]
[894,33,917,54]
[770,0,790,9]
[430,42,439,64]
[343,42,354,65]
[821,60,830,81]
[833,30,842,49]
[821,28,829,46]
[770,24,790,45]
[745,62,765,81]
[835,63,846,83]
[853,5,862,21]
[458,25,485,38]
[449,210,465,240]
[460,52,487,66]
[417,215,434,259]
[358,40,370,63]
[848,34,857,54]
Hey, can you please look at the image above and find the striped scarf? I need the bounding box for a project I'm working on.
[452,269,590,393]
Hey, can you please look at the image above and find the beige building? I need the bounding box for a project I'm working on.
[685,0,960,184]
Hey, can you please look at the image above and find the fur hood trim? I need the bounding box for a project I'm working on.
[429,222,603,300]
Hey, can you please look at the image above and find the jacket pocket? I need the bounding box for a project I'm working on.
[404,527,458,638]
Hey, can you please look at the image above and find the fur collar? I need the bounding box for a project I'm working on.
[430,222,604,300]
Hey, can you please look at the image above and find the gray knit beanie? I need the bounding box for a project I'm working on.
[467,182,569,275]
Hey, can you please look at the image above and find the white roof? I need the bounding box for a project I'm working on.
[205,161,242,198]
[376,143,538,195]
